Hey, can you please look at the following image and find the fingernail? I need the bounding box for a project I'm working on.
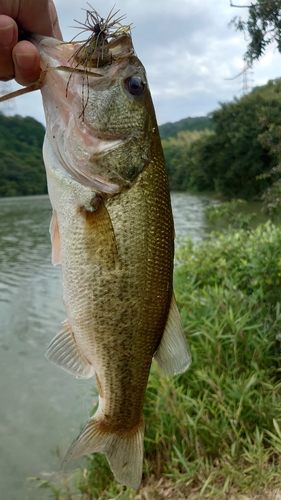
[14,52,36,70]
[0,24,14,46]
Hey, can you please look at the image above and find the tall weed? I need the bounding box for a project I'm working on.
[32,221,281,499]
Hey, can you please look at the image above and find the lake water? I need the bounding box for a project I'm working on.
[0,192,215,500]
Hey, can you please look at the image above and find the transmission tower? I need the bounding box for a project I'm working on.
[0,81,17,116]
[241,65,254,94]
[224,63,254,95]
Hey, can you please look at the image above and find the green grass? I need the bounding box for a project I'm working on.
[31,216,281,499]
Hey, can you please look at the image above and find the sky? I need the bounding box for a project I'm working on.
[1,0,281,125]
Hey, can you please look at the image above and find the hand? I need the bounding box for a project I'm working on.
[0,0,62,85]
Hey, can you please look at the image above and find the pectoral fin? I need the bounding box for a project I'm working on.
[154,294,191,375]
[45,321,95,379]
[80,197,119,270]
[50,210,61,266]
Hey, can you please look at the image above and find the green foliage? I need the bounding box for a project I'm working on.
[0,113,46,197]
[35,219,281,498]
[206,199,258,229]
[143,222,281,496]
[256,92,281,217]
[209,85,275,198]
[162,130,214,191]
[3,81,281,203]
[159,116,214,140]
[163,79,281,198]
[177,220,281,305]
[259,167,281,219]
[230,0,281,64]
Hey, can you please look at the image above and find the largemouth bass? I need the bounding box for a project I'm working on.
[32,9,191,490]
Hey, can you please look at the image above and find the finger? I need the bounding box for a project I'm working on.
[48,0,63,40]
[13,40,41,86]
[0,15,18,81]
[17,0,63,40]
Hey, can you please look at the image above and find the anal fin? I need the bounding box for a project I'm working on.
[154,293,191,375]
[46,321,95,379]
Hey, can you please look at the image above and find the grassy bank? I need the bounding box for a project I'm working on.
[32,219,281,499]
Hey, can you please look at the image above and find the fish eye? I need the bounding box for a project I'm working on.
[125,76,145,96]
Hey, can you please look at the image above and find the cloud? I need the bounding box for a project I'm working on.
[1,0,281,125]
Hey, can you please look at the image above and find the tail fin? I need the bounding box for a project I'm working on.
[62,416,144,490]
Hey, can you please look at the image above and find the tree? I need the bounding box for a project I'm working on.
[230,0,281,64]
[161,79,281,199]
[0,114,46,197]
[162,130,215,191]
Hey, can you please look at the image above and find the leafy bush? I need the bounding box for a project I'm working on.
[32,221,281,499]
[177,220,281,306]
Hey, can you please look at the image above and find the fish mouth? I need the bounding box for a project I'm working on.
[30,34,137,193]
[30,32,134,73]
[30,32,134,136]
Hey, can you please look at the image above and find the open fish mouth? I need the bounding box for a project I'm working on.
[66,4,133,69]
[29,31,140,193]
[29,31,134,125]
[30,29,134,71]
[29,4,135,128]
[29,2,135,92]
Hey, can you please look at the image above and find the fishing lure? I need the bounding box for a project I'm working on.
[70,4,132,68]
[67,5,132,117]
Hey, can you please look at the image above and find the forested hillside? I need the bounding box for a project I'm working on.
[164,79,281,198]
[1,78,281,200]
[0,113,46,197]
[159,116,214,139]
[0,113,213,198]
